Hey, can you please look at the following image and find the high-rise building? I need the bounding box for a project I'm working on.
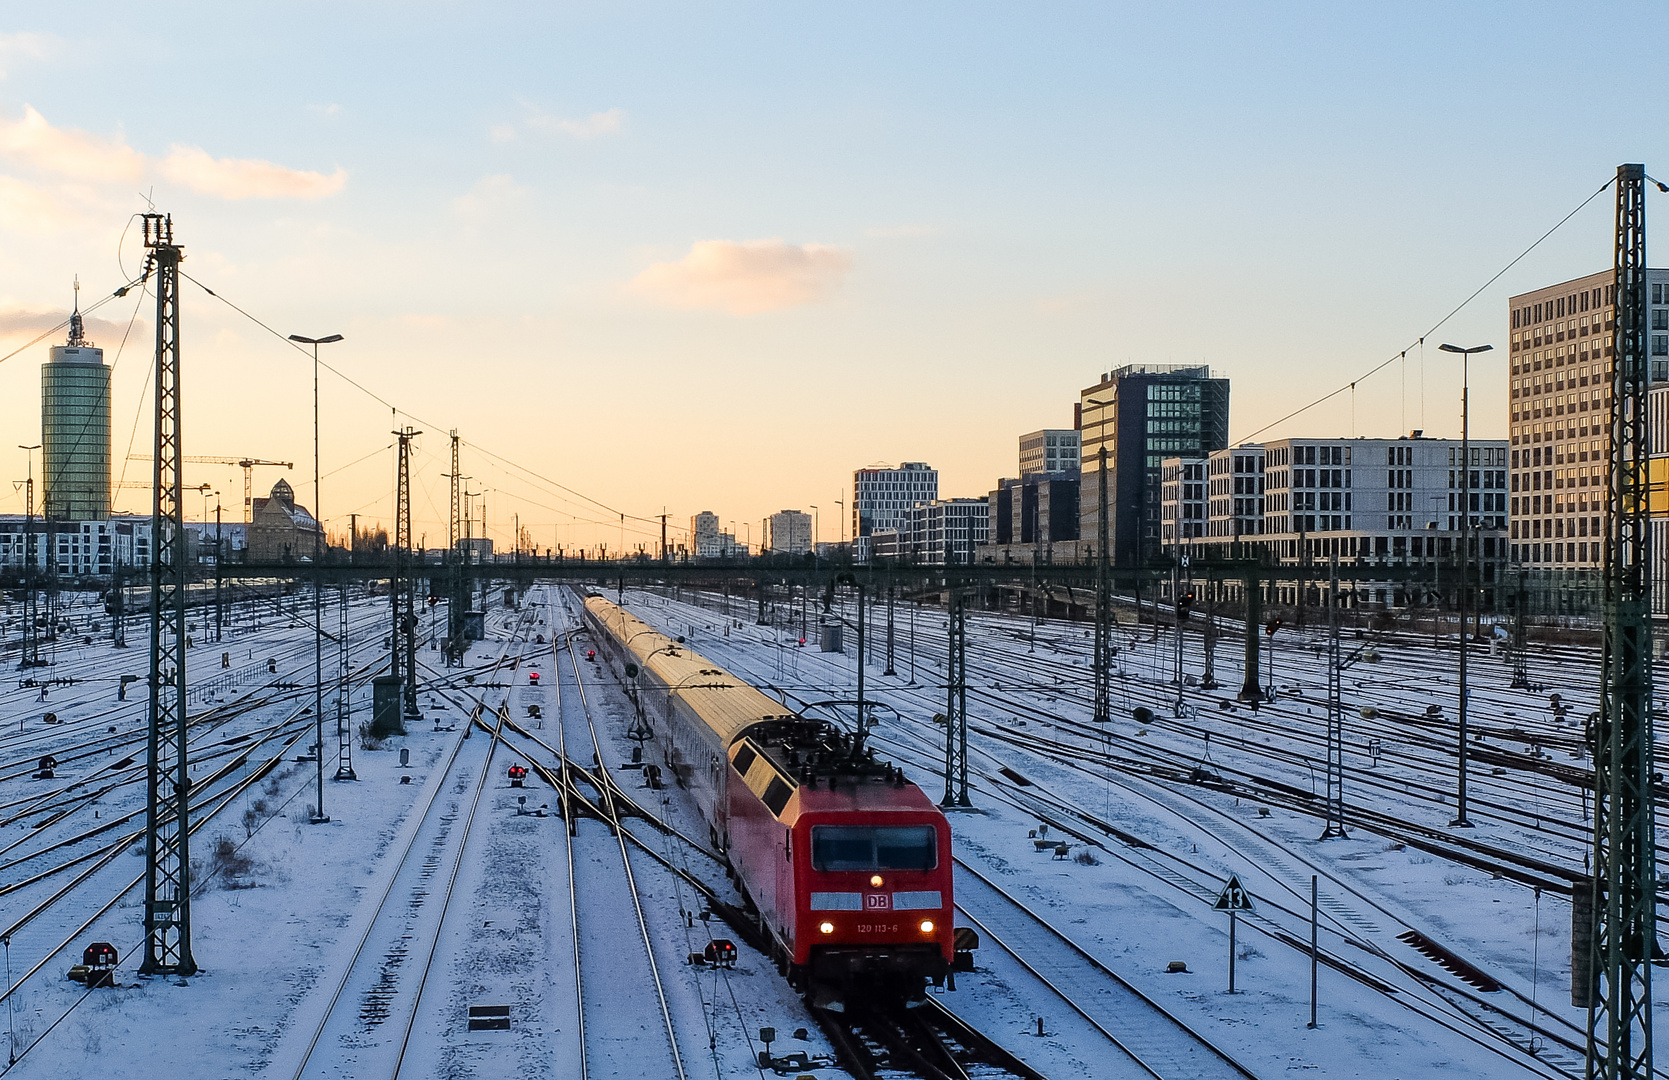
[41,296,111,521]
[1018,429,1079,478]
[690,510,721,559]
[853,462,937,539]
[1507,269,1669,570]
[767,509,812,554]
[1079,365,1229,565]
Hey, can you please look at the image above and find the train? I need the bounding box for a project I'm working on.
[581,594,958,1008]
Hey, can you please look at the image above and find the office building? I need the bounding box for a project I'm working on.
[909,498,989,565]
[767,509,812,554]
[1018,429,1080,478]
[0,515,155,579]
[871,498,990,565]
[41,299,111,521]
[1258,433,1508,608]
[1205,444,1265,551]
[853,462,937,539]
[1158,458,1208,545]
[1507,269,1669,568]
[985,474,1080,550]
[1080,365,1230,565]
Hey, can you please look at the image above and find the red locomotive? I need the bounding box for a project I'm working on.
[584,595,955,1007]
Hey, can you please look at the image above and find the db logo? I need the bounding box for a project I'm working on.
[865,894,889,910]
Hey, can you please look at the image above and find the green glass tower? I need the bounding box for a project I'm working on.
[42,289,111,521]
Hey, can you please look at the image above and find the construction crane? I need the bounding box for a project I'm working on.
[125,455,293,522]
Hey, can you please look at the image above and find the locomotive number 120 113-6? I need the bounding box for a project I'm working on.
[857,924,900,934]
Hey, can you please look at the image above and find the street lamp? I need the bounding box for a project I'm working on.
[17,445,40,668]
[810,505,819,561]
[1437,342,1492,829]
[288,333,344,815]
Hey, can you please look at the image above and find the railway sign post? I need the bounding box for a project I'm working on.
[1214,873,1255,993]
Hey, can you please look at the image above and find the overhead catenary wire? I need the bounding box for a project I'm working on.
[176,270,681,542]
[1234,176,1614,445]
[0,273,148,370]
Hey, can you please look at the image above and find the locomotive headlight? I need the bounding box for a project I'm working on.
[919,920,935,934]
[819,921,835,934]
[870,875,884,888]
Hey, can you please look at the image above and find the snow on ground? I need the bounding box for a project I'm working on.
[3,581,1653,1080]
[618,585,1648,1078]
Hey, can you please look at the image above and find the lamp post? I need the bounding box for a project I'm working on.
[288,333,342,823]
[17,445,39,670]
[810,504,819,562]
[1437,342,1492,829]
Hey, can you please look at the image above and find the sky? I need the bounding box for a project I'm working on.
[1,2,1667,552]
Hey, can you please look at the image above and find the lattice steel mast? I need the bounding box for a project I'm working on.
[139,213,196,976]
[941,589,970,807]
[1321,556,1346,839]
[393,426,422,718]
[1587,162,1655,1080]
[445,430,467,660]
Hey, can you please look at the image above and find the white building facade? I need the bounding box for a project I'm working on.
[767,510,812,554]
[1018,429,1080,478]
[853,462,937,539]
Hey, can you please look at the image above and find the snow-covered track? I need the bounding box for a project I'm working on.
[950,858,1260,1080]
[271,610,534,1080]
[559,619,688,1080]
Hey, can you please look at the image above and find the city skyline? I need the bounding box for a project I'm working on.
[2,6,1668,549]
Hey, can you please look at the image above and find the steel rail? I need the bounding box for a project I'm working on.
[277,625,527,1080]
[563,602,688,1080]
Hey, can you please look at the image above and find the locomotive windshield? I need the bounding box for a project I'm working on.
[810,825,937,871]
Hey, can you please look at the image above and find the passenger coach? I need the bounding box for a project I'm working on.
[583,595,956,1006]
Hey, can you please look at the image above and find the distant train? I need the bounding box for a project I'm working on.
[582,595,956,1008]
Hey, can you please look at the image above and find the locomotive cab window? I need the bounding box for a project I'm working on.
[811,826,937,871]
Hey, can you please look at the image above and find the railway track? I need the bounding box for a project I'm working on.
[558,598,688,1080]
[952,859,1258,1080]
[271,606,535,1080]
[633,588,1593,1079]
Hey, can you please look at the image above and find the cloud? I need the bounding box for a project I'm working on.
[0,33,53,76]
[631,238,852,315]
[863,223,935,240]
[527,107,624,139]
[0,107,347,224]
[0,304,139,342]
[452,174,530,219]
[0,105,144,183]
[0,175,93,233]
[494,104,625,142]
[159,145,346,199]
